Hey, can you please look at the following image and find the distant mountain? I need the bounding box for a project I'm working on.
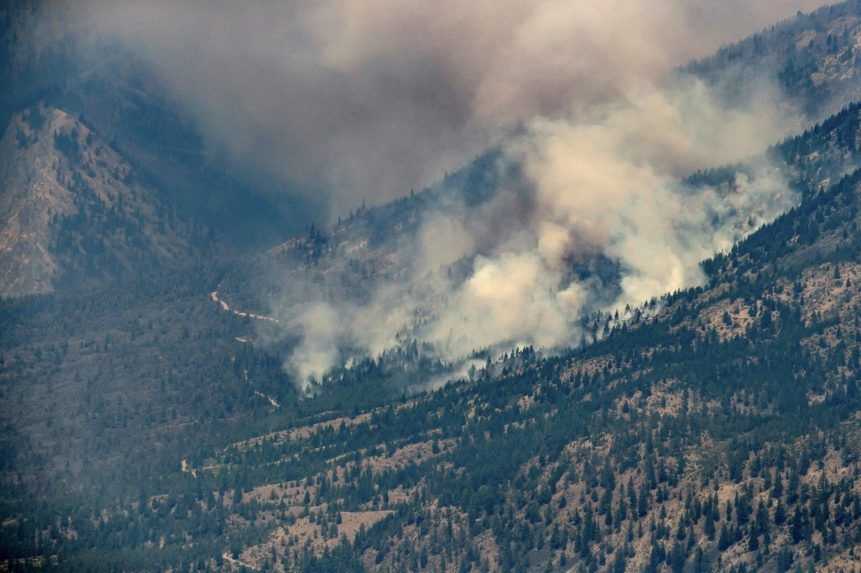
[0,105,203,296]
[687,0,861,120]
[0,0,313,297]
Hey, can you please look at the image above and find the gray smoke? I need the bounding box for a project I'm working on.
[49,0,829,387]
[57,0,828,213]
[275,76,802,387]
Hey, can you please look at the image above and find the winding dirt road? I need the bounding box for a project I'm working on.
[209,288,282,410]
[209,289,280,324]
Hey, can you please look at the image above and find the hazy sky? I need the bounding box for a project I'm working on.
[55,0,832,214]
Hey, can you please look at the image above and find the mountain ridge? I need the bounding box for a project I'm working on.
[0,104,204,296]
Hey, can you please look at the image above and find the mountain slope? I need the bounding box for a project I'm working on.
[0,105,201,296]
[7,4,861,573]
[0,0,313,297]
[3,96,861,573]
[688,0,861,120]
[182,141,861,573]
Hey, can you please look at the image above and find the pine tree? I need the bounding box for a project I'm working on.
[718,524,732,551]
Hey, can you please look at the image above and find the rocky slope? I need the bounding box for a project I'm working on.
[0,0,311,298]
[0,104,197,296]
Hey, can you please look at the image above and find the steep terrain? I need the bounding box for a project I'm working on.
[215,151,503,320]
[212,0,861,358]
[688,0,861,120]
[212,98,861,379]
[0,0,311,298]
[1,71,861,573]
[0,104,200,296]
[7,3,861,573]
[148,118,861,573]
[3,114,860,571]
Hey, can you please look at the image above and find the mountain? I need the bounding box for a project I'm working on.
[0,1,316,297]
[3,102,859,571]
[0,104,205,296]
[212,0,861,341]
[139,103,861,573]
[687,0,861,120]
[5,3,861,573]
[214,150,504,323]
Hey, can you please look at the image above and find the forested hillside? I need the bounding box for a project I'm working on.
[5,2,861,573]
[688,0,861,119]
[1,85,861,573]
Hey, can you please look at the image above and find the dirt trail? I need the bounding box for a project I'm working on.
[242,368,282,411]
[208,288,282,410]
[209,289,280,324]
[254,390,281,409]
[222,552,259,571]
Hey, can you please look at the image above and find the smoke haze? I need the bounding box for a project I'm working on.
[60,0,829,212]
[51,0,832,386]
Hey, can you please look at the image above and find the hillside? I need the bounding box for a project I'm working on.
[211,0,861,350]
[8,0,861,299]
[688,0,861,120]
[213,97,861,375]
[0,73,860,573]
[0,0,312,298]
[2,115,859,571]
[0,104,206,296]
[6,3,861,573]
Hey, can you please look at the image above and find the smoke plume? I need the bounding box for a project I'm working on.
[272,75,802,386]
[60,0,828,212]
[51,0,830,386]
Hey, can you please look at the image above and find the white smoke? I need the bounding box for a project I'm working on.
[508,79,801,309]
[276,77,802,387]
[58,0,828,213]
[46,0,824,387]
